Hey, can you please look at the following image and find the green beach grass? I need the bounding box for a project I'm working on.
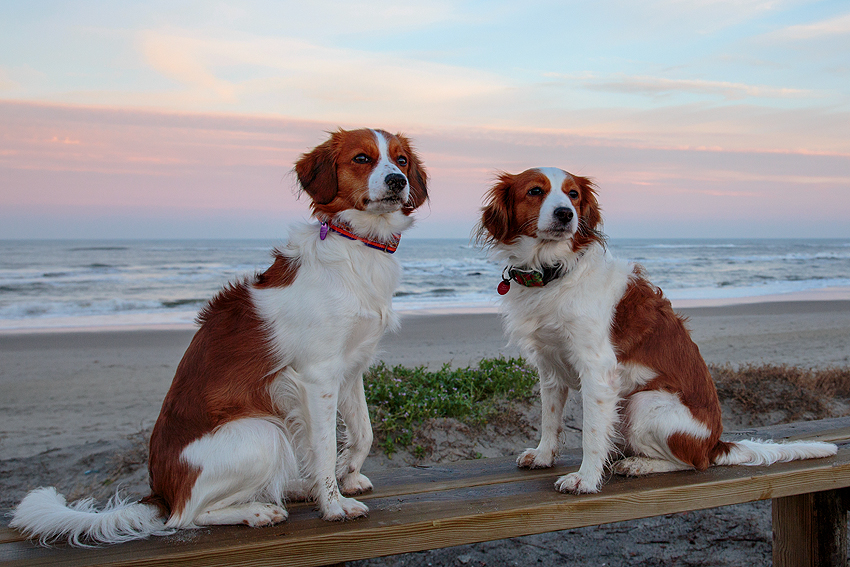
[364,357,538,455]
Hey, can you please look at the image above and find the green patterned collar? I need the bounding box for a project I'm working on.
[509,264,564,287]
[497,264,563,295]
[497,251,586,295]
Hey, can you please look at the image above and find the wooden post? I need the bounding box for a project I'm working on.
[772,488,848,567]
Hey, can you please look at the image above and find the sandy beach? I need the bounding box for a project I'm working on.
[2,298,849,565]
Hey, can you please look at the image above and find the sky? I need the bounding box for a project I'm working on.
[1,0,849,239]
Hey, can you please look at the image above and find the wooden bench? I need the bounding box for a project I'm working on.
[3,416,850,567]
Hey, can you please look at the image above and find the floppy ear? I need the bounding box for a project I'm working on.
[397,134,429,215]
[475,172,516,246]
[571,175,605,250]
[294,132,340,205]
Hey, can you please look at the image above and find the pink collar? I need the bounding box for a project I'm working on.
[319,220,401,254]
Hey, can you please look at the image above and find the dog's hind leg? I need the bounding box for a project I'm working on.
[168,418,296,528]
[619,389,714,474]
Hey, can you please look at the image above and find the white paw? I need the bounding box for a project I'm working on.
[611,457,648,477]
[554,472,601,494]
[241,504,288,527]
[611,456,690,477]
[516,448,555,469]
[322,496,369,521]
[340,473,373,496]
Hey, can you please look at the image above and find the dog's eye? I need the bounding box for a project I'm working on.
[568,190,579,199]
[353,154,372,164]
[527,187,544,196]
[396,155,408,166]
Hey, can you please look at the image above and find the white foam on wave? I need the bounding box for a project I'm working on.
[0,311,199,334]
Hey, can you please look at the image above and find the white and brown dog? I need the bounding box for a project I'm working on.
[476,167,835,494]
[12,128,428,545]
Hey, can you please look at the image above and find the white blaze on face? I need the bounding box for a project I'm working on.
[367,130,409,206]
[536,167,577,236]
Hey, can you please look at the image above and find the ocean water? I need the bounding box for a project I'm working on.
[1,237,849,330]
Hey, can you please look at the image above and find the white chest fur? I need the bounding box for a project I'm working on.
[251,224,402,379]
[499,244,633,387]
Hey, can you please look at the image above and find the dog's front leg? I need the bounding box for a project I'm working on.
[517,374,569,469]
[303,380,369,521]
[555,366,619,494]
[337,374,374,496]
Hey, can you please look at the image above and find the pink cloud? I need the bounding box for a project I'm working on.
[1,100,849,239]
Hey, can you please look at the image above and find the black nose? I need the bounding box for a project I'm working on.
[554,207,574,224]
[385,173,408,193]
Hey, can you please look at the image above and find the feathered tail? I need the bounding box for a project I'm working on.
[713,438,837,467]
[10,487,172,546]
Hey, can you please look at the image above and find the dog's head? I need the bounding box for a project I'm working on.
[476,167,602,252]
[295,128,428,219]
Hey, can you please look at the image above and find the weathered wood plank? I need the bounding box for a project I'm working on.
[0,534,20,547]
[3,443,850,567]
